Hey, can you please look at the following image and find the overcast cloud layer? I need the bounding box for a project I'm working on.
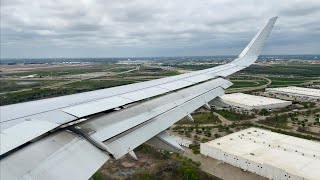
[1,0,320,58]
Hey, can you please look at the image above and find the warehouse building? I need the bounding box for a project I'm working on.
[211,93,292,110]
[200,128,320,180]
[266,86,320,102]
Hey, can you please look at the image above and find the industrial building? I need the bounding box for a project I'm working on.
[266,86,320,102]
[211,93,292,110]
[200,128,320,180]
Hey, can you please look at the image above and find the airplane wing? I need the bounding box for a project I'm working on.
[0,17,277,180]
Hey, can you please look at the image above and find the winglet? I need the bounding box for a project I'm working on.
[232,16,278,67]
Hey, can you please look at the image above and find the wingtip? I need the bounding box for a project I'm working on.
[269,16,278,26]
[232,16,278,66]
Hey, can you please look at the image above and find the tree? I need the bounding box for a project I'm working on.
[214,133,221,138]
[177,164,200,180]
[259,109,269,116]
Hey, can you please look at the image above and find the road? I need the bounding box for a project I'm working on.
[226,75,272,93]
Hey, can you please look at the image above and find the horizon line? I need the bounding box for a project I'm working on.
[1,54,320,60]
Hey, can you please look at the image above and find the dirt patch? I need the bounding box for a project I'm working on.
[96,145,220,180]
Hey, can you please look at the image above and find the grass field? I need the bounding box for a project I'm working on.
[0,80,64,93]
[213,109,255,121]
[269,77,317,87]
[243,64,320,77]
[1,64,134,77]
[3,69,105,77]
[258,114,291,129]
[228,75,269,89]
[230,80,268,88]
[0,79,137,105]
[177,112,220,124]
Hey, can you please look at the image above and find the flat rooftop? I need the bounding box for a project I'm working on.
[202,128,320,180]
[266,86,320,98]
[219,93,291,107]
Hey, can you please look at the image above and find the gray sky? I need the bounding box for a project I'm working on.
[1,0,320,58]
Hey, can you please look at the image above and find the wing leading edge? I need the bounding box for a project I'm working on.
[0,17,277,180]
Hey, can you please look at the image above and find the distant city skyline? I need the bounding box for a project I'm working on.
[1,0,320,58]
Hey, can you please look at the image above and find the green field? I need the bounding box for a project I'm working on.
[230,80,267,88]
[3,69,104,77]
[0,79,137,105]
[243,64,320,77]
[1,64,134,78]
[0,80,64,93]
[269,77,317,87]
[258,114,291,129]
[213,109,255,121]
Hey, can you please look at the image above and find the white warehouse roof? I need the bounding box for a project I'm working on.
[215,93,291,110]
[266,86,320,99]
[201,128,320,180]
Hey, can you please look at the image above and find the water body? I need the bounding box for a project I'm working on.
[15,81,38,85]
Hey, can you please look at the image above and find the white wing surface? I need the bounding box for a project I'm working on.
[0,17,277,180]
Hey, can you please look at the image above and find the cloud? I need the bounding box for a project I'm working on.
[1,0,320,58]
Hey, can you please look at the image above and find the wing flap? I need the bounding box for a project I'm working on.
[79,78,231,142]
[0,131,109,180]
[0,121,59,156]
[146,131,184,153]
[103,86,226,159]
